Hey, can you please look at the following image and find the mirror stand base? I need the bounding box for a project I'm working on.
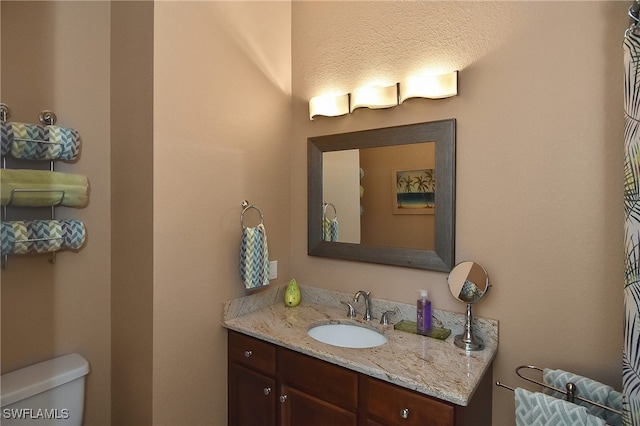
[454,333,485,352]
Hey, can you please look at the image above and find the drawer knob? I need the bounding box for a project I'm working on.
[263,387,271,396]
[244,350,253,358]
[400,408,410,419]
[279,395,288,403]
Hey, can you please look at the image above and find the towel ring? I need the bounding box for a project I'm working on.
[323,202,337,220]
[241,200,264,227]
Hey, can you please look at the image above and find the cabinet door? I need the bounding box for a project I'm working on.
[279,384,357,426]
[229,363,276,426]
[360,376,455,426]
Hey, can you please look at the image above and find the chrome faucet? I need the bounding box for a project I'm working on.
[353,290,372,321]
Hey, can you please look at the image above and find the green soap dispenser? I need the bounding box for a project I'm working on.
[285,279,301,307]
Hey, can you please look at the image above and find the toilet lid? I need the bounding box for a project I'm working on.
[1,353,89,407]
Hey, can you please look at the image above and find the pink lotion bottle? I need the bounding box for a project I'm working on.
[416,290,432,335]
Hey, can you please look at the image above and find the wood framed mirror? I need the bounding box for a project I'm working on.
[308,119,456,271]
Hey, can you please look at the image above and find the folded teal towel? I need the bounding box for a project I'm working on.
[515,388,606,426]
[1,220,86,255]
[543,369,620,425]
[1,121,81,161]
[606,390,622,426]
[239,224,270,290]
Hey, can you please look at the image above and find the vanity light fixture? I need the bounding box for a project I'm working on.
[309,93,350,120]
[350,84,398,112]
[399,71,458,103]
[309,71,458,120]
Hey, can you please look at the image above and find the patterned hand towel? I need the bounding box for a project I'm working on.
[515,387,606,426]
[1,169,89,208]
[543,369,618,424]
[1,121,81,161]
[322,218,339,242]
[239,223,270,290]
[1,220,86,255]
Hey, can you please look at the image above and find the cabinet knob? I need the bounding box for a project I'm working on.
[279,395,288,403]
[263,387,271,395]
[244,350,252,358]
[400,408,410,419]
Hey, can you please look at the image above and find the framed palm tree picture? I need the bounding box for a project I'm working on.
[392,169,435,214]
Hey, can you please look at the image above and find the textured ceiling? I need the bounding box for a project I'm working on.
[293,1,529,97]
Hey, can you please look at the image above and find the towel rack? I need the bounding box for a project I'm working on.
[240,200,264,227]
[1,104,72,268]
[496,364,621,415]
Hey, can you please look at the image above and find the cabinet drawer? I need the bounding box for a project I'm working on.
[361,376,455,426]
[277,347,359,411]
[228,331,276,376]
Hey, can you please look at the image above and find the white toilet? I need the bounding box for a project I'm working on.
[1,353,89,425]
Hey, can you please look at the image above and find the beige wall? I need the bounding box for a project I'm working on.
[153,2,291,423]
[0,2,112,424]
[0,2,629,425]
[292,2,626,425]
[111,1,154,423]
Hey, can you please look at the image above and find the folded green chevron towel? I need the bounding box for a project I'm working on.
[1,220,86,255]
[1,169,89,207]
[1,121,81,161]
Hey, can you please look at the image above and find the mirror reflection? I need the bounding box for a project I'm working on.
[323,143,436,250]
[308,119,456,271]
[448,261,489,304]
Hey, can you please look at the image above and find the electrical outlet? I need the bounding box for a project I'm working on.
[269,260,278,280]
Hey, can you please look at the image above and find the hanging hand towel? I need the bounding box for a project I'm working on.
[1,121,81,161]
[515,387,606,426]
[1,169,89,208]
[1,219,86,255]
[239,223,270,290]
[543,368,619,424]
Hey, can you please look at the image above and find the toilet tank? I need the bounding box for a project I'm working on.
[1,353,90,426]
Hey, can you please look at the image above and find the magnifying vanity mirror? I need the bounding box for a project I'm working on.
[447,261,490,351]
[308,119,456,271]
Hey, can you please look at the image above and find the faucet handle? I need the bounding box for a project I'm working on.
[341,301,356,318]
[380,310,396,325]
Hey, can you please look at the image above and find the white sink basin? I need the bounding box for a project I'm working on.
[307,323,388,348]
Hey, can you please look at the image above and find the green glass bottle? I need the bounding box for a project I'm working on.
[285,279,301,307]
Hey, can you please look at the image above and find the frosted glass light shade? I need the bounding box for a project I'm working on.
[309,93,350,120]
[399,71,458,103]
[350,84,398,112]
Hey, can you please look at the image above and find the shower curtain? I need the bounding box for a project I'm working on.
[623,7,640,424]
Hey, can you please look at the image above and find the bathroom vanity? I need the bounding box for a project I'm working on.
[224,286,497,426]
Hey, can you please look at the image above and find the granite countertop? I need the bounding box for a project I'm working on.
[222,284,498,406]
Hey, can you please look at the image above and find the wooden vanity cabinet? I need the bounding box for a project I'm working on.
[278,347,358,426]
[359,376,454,426]
[228,331,491,426]
[228,331,277,426]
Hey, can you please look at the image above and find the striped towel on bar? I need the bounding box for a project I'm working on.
[543,369,621,425]
[515,388,606,426]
